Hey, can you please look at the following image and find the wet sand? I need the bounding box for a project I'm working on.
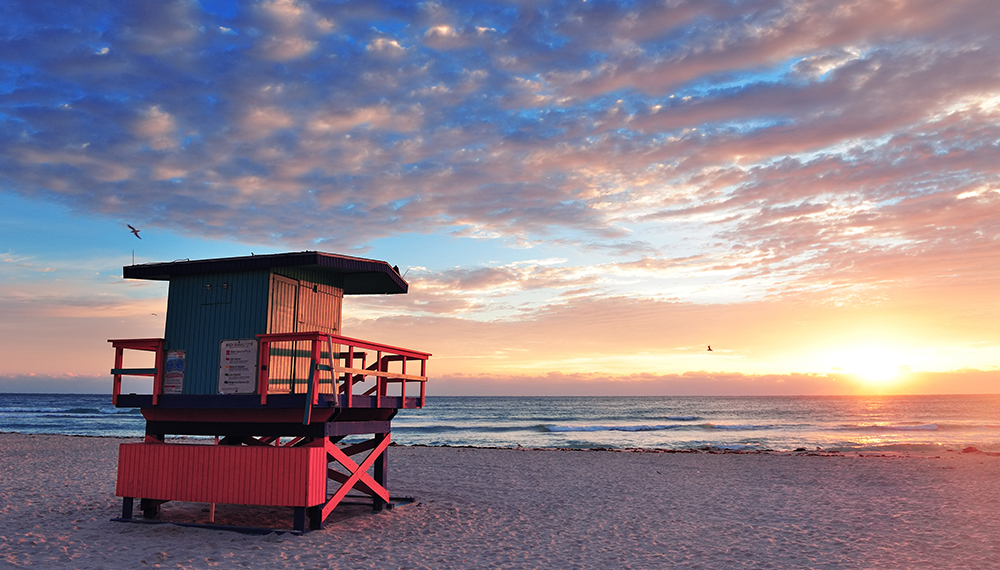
[1,433,999,569]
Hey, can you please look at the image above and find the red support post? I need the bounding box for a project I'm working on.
[346,345,354,408]
[400,357,408,408]
[112,347,124,406]
[420,359,427,408]
[376,351,383,409]
[311,339,321,406]
[152,345,165,406]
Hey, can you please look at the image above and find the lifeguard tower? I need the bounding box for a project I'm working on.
[109,251,429,532]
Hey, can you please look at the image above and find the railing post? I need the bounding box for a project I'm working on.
[303,345,315,426]
[325,334,336,399]
[152,341,165,406]
[400,357,407,408]
[357,351,367,406]
[420,359,427,408]
[258,338,270,405]
[112,347,124,406]
[311,337,321,406]
[376,351,382,408]
[346,345,354,408]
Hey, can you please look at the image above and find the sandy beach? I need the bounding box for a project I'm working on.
[1,433,999,569]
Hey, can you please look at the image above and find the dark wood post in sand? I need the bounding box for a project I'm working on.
[108,251,430,532]
[373,432,389,512]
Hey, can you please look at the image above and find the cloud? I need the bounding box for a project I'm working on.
[345,279,1000,388]
[0,254,167,377]
[251,0,330,61]
[366,37,407,57]
[134,106,179,150]
[1,0,999,315]
[0,373,112,394]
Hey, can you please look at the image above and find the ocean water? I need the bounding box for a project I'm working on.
[0,393,146,438]
[2,393,998,453]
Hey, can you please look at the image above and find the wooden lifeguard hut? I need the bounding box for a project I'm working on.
[109,251,430,532]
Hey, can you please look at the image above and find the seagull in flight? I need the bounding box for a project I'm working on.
[127,224,142,239]
[707,345,713,352]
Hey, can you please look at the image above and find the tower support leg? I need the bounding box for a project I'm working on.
[307,505,323,530]
[121,497,134,520]
[373,432,388,511]
[140,498,164,519]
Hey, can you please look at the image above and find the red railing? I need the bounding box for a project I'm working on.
[256,332,430,410]
[109,338,165,406]
[108,333,430,411]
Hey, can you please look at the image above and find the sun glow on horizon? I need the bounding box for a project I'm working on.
[830,346,909,389]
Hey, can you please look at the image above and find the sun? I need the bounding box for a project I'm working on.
[831,347,907,387]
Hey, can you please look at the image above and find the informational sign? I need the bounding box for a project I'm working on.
[218,339,258,394]
[163,350,185,394]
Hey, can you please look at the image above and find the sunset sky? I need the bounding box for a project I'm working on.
[2,0,998,396]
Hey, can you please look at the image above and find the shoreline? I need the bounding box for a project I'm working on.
[3,432,1000,568]
[4,429,996,457]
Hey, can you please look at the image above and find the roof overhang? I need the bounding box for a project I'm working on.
[122,251,408,295]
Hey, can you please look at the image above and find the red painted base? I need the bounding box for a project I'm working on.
[116,443,327,507]
[116,433,391,531]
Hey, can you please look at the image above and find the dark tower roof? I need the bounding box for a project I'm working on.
[123,251,407,294]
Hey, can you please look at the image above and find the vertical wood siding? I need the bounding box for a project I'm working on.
[266,273,344,394]
[159,267,346,395]
[115,443,327,507]
[267,275,299,391]
[163,271,271,394]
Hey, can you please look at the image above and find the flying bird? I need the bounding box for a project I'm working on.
[707,345,713,352]
[127,224,142,239]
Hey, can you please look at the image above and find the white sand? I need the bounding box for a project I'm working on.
[2,433,999,569]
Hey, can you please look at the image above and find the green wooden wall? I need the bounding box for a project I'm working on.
[163,271,271,395]
[162,267,347,395]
